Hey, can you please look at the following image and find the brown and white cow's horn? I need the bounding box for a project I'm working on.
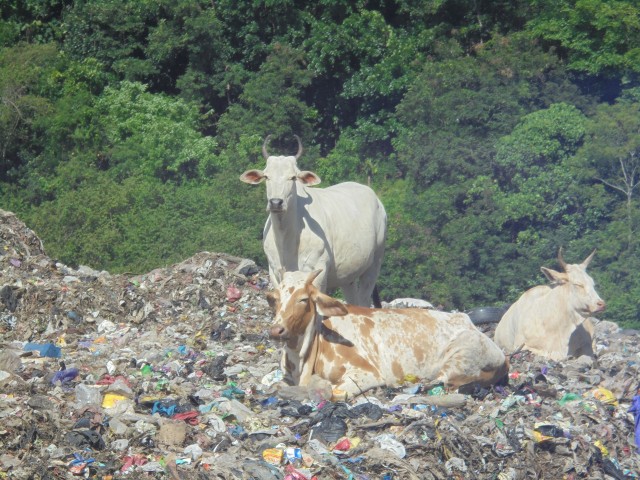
[581,249,597,268]
[262,135,272,159]
[306,269,323,285]
[557,247,568,271]
[294,135,303,160]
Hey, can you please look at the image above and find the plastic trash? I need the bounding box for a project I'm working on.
[226,285,242,302]
[558,392,581,406]
[628,394,640,453]
[51,367,79,385]
[312,417,348,443]
[374,434,406,458]
[24,342,61,358]
[102,392,128,408]
[262,448,283,465]
[592,387,619,406]
[75,384,102,406]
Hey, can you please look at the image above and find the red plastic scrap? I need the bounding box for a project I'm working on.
[96,375,132,387]
[284,464,311,480]
[121,454,147,472]
[226,285,242,302]
[173,410,199,425]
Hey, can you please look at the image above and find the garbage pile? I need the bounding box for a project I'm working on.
[1,208,639,479]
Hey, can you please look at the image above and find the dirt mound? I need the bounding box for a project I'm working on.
[1,210,638,479]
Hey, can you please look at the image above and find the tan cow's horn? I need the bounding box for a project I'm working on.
[557,247,568,271]
[581,249,596,268]
[262,135,272,159]
[306,269,323,285]
[294,135,303,160]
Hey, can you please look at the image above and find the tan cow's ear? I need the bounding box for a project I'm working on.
[313,292,348,317]
[240,170,266,184]
[266,291,279,311]
[297,171,321,186]
[541,267,568,284]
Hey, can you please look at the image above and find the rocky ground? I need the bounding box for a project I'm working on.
[1,208,639,479]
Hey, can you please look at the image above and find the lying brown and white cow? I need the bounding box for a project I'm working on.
[267,270,509,397]
[493,249,606,361]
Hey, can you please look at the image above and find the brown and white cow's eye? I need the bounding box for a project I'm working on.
[298,297,309,303]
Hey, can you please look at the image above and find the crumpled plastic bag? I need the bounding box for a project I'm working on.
[628,394,640,453]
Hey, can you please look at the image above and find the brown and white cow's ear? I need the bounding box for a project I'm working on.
[240,169,266,184]
[541,267,568,284]
[297,171,321,186]
[313,292,349,317]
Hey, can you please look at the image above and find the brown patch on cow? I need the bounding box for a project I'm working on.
[412,344,426,363]
[315,357,325,375]
[346,305,375,316]
[335,344,377,374]
[392,360,404,380]
[357,316,375,338]
[328,362,347,384]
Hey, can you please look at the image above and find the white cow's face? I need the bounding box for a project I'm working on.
[541,250,606,320]
[240,156,321,214]
[263,156,302,213]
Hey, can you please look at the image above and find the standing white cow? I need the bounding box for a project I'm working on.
[494,248,606,361]
[240,135,387,307]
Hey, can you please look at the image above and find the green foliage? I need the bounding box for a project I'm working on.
[94,81,218,182]
[2,0,640,327]
[0,42,57,181]
[526,0,640,77]
[216,43,316,153]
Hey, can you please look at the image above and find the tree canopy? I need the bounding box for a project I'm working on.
[1,0,640,326]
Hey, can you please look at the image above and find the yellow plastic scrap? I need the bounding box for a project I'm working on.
[404,374,419,384]
[102,392,128,408]
[331,388,348,402]
[592,388,618,406]
[55,334,67,347]
[262,448,283,465]
[594,440,609,456]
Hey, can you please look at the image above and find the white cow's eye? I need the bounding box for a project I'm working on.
[290,176,297,181]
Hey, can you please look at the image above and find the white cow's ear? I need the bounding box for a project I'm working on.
[541,267,568,284]
[297,171,321,186]
[240,170,266,184]
[314,292,348,317]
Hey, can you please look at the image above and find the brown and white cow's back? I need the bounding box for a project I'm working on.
[268,270,508,397]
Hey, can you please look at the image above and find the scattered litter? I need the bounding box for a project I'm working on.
[0,208,639,478]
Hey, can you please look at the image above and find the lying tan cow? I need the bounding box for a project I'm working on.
[267,270,509,397]
[494,249,606,361]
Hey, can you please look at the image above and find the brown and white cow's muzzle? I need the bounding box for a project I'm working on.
[269,324,288,340]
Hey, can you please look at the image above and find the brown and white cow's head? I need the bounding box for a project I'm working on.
[267,269,347,343]
[541,248,606,320]
[240,135,321,214]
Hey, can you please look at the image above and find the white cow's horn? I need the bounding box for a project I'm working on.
[262,135,272,159]
[294,135,303,160]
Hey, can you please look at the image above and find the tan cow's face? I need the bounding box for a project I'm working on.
[541,250,606,318]
[268,270,347,341]
[240,156,321,213]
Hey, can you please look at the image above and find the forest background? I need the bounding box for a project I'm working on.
[1,0,639,327]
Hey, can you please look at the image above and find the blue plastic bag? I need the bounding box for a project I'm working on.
[628,394,640,453]
[24,342,61,358]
